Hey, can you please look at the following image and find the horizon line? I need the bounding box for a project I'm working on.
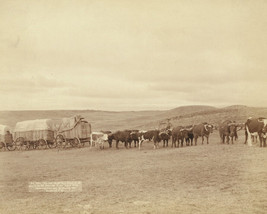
[0,104,255,112]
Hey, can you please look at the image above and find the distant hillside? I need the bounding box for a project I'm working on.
[159,105,217,118]
[136,105,267,130]
[1,105,267,131]
[129,105,267,130]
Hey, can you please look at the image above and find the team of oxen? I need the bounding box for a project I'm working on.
[90,117,267,149]
[90,123,213,150]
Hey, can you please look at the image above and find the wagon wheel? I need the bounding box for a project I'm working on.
[71,137,80,147]
[47,140,57,149]
[37,139,47,150]
[6,141,16,151]
[29,141,36,150]
[15,137,28,150]
[55,134,67,149]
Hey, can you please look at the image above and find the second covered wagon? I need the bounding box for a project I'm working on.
[54,115,91,148]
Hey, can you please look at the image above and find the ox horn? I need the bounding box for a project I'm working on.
[204,124,208,131]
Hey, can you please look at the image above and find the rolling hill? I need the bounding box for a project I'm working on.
[0,105,267,131]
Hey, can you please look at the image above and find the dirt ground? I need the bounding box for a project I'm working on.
[0,131,267,214]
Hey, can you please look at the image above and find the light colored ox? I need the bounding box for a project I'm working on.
[90,132,108,149]
[136,130,149,150]
[245,117,267,147]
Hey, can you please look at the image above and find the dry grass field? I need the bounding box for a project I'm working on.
[1,131,267,214]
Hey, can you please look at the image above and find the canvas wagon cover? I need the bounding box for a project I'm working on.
[14,119,56,142]
[14,119,54,132]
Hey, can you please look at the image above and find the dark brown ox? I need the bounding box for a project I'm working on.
[108,130,132,149]
[151,130,161,149]
[184,125,194,146]
[143,130,155,141]
[192,123,213,145]
[171,126,189,148]
[129,130,141,148]
[159,129,172,147]
[244,117,267,147]
[218,120,238,144]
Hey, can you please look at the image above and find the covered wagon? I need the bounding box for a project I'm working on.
[55,115,91,148]
[13,119,58,150]
[0,125,15,151]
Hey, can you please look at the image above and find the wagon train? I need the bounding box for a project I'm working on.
[0,125,15,151]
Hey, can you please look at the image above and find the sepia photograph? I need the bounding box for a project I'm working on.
[0,0,267,213]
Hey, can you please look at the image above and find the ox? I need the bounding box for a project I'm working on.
[152,130,161,149]
[130,130,149,150]
[192,123,213,145]
[142,130,155,141]
[129,131,139,148]
[219,120,238,144]
[244,117,267,147]
[108,130,132,149]
[184,125,194,146]
[90,132,108,149]
[107,134,114,148]
[159,129,172,147]
[133,130,158,149]
[127,130,146,148]
[171,126,189,148]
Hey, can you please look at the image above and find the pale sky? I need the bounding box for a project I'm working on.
[0,0,266,111]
